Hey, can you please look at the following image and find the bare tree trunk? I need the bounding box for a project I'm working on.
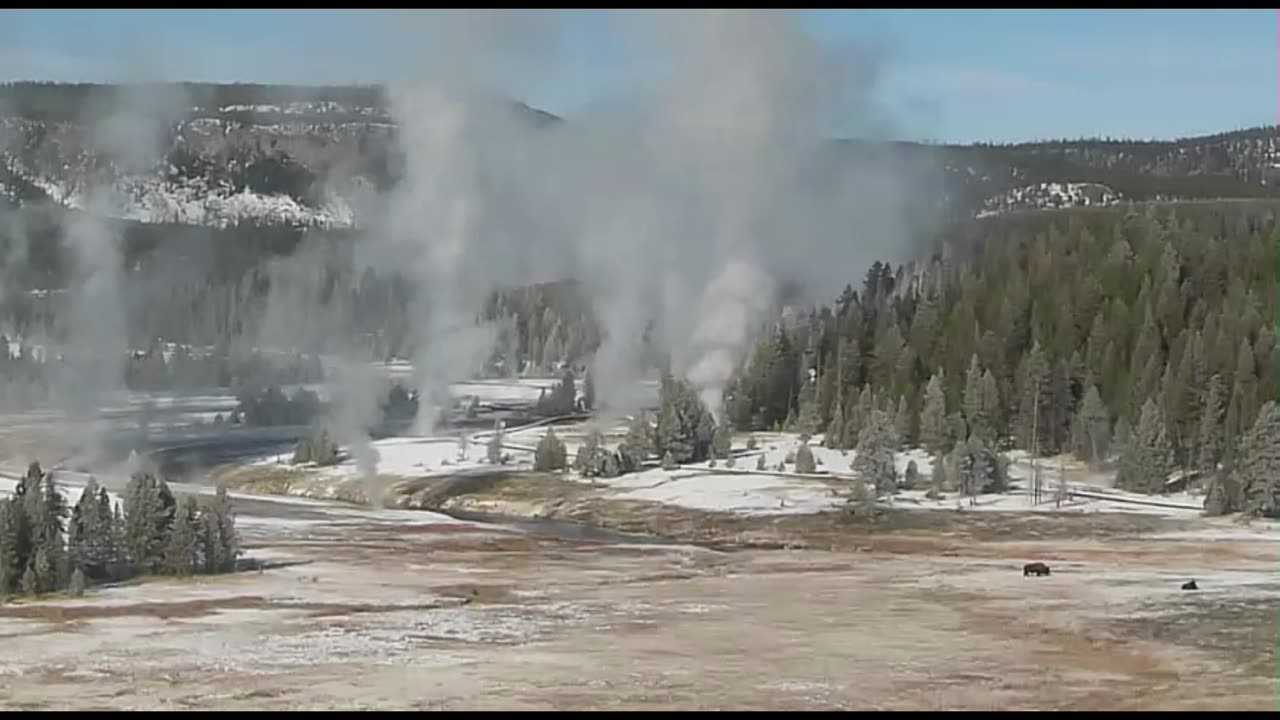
[1030,382,1040,505]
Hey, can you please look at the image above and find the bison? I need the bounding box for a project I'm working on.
[1023,562,1051,577]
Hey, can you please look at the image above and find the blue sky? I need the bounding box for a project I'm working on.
[0,9,1274,143]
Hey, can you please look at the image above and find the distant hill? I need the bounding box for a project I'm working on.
[0,82,1276,228]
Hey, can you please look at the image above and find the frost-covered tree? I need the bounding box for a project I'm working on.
[575,429,608,477]
[903,459,920,490]
[486,421,505,465]
[620,414,654,470]
[965,436,992,505]
[893,395,911,449]
[655,371,715,463]
[69,566,86,597]
[794,442,817,474]
[711,426,732,460]
[962,355,991,444]
[853,409,897,496]
[534,428,568,472]
[919,373,947,455]
[1072,385,1111,465]
[293,429,339,466]
[661,450,677,471]
[825,398,845,450]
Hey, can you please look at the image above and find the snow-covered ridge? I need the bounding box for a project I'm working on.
[216,101,388,119]
[0,112,385,229]
[19,167,356,230]
[979,181,1121,217]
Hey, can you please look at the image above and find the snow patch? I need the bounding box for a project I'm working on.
[980,181,1121,216]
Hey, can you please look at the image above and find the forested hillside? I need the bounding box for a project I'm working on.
[722,200,1277,514]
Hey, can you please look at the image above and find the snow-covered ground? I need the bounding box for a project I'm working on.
[247,421,1280,526]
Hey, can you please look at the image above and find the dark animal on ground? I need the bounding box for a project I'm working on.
[1181,580,1198,590]
[1023,562,1051,577]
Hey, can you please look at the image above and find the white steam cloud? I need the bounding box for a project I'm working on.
[5,10,934,464]
[368,9,929,425]
[53,84,192,461]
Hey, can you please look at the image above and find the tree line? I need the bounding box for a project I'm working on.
[0,463,241,599]
[722,201,1277,515]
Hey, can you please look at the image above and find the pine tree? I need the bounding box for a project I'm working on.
[1224,386,1244,453]
[123,471,168,573]
[110,503,126,569]
[0,501,16,595]
[910,289,941,371]
[903,460,920,490]
[620,415,653,470]
[950,439,971,503]
[68,478,107,576]
[69,566,86,597]
[486,421,505,465]
[1203,463,1238,517]
[711,426,731,460]
[1231,336,1258,438]
[893,395,911,449]
[945,411,968,450]
[794,442,817,474]
[661,450,677,471]
[927,453,948,497]
[1235,401,1280,518]
[979,369,1001,443]
[655,372,714,463]
[919,372,947,455]
[163,496,200,576]
[198,506,222,575]
[43,472,68,589]
[966,435,993,503]
[963,355,991,445]
[601,451,621,478]
[825,398,845,450]
[1073,385,1110,464]
[67,498,85,576]
[211,486,239,573]
[534,428,568,472]
[1161,338,1195,465]
[20,564,37,596]
[795,377,821,436]
[31,546,53,594]
[575,430,606,477]
[1197,373,1226,470]
[850,384,874,443]
[853,409,898,496]
[1018,341,1053,452]
[582,369,596,411]
[848,475,875,515]
[1118,399,1173,494]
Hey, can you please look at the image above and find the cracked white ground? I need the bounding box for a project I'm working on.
[0,484,1275,710]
